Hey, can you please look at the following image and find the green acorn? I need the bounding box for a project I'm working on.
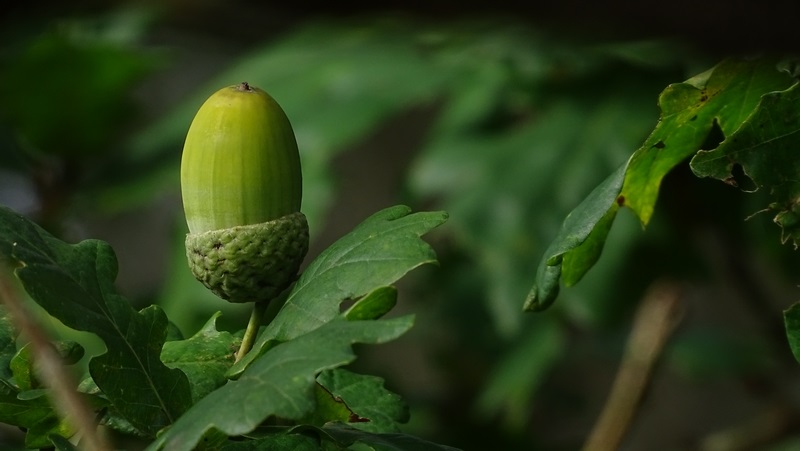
[181,82,309,304]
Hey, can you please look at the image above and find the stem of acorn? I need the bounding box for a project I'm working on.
[235,301,268,363]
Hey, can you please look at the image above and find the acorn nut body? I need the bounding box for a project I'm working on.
[181,82,309,303]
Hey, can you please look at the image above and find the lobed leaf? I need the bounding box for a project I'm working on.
[691,82,800,244]
[302,382,355,427]
[0,205,192,436]
[0,384,70,448]
[230,205,447,377]
[161,312,240,403]
[146,316,414,451]
[620,57,794,224]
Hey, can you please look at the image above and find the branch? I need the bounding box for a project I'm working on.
[583,279,685,451]
[0,268,112,451]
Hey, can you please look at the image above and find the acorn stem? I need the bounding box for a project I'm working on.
[235,301,268,363]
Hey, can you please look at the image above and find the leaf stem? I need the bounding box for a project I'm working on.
[236,301,268,363]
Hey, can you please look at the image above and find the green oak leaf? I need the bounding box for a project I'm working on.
[49,434,79,451]
[0,306,16,381]
[0,205,192,436]
[316,368,409,433]
[302,382,358,427]
[229,424,460,451]
[219,432,320,450]
[229,205,447,377]
[524,164,625,311]
[525,57,796,311]
[146,316,414,451]
[10,341,85,393]
[0,384,72,448]
[317,422,461,450]
[161,312,240,403]
[784,302,800,363]
[10,343,35,391]
[620,57,794,225]
[691,82,800,244]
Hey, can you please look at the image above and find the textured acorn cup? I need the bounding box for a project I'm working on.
[181,82,309,303]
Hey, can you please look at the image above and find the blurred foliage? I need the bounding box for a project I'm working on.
[2,5,800,450]
[0,6,160,228]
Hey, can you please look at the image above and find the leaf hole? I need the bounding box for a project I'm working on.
[728,163,757,192]
[700,119,724,151]
[339,298,356,313]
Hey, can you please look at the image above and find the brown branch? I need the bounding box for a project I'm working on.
[0,269,112,451]
[582,280,685,451]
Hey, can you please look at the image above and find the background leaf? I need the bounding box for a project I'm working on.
[784,303,800,364]
[0,205,191,436]
[621,57,794,225]
[0,384,70,448]
[147,317,414,451]
[525,57,797,312]
[475,316,565,429]
[524,164,625,311]
[97,20,449,223]
[0,20,158,159]
[408,34,687,335]
[691,82,800,244]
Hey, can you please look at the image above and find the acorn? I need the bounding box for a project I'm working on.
[181,82,309,304]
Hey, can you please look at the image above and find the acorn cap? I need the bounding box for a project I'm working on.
[185,212,309,303]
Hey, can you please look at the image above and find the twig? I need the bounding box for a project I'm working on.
[0,269,111,451]
[582,280,685,451]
